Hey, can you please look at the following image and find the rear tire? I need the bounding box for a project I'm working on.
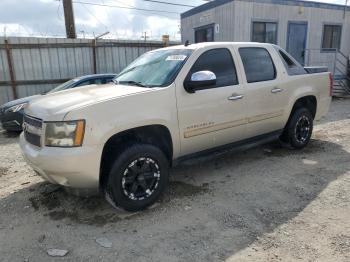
[104,144,169,212]
[281,108,313,149]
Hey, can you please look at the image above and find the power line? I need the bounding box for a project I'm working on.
[111,0,179,19]
[71,0,181,15]
[140,0,196,8]
[80,3,109,30]
[100,0,112,23]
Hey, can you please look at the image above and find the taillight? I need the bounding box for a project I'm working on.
[329,73,333,97]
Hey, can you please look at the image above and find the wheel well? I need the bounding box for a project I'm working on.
[291,96,317,119]
[99,125,173,190]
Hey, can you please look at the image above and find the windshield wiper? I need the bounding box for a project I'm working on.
[118,81,149,87]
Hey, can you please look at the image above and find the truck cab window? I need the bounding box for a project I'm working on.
[187,48,238,88]
[239,47,276,83]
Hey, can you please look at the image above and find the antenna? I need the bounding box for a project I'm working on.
[141,32,149,41]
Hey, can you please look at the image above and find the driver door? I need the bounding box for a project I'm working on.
[175,47,248,156]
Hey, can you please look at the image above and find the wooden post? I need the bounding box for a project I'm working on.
[63,0,76,39]
[92,39,97,74]
[4,39,18,99]
[162,35,170,47]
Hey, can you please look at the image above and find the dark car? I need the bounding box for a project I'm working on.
[0,74,116,132]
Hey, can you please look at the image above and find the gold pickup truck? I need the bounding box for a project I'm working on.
[20,42,332,211]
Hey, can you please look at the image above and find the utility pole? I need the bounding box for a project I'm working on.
[63,0,76,38]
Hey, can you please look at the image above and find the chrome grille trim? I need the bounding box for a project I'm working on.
[24,114,42,128]
[23,114,43,147]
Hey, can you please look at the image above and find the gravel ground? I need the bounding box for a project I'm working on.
[0,99,349,262]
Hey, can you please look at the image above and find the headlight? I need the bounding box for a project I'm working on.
[5,102,28,113]
[45,120,85,147]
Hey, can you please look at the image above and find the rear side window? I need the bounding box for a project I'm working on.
[239,47,276,83]
[105,77,114,83]
[188,48,238,87]
[75,80,92,87]
[91,79,105,84]
[78,78,110,86]
[279,50,296,68]
[275,48,307,76]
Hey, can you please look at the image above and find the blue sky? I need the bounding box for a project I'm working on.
[0,0,348,40]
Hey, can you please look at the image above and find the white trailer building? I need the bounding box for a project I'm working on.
[181,0,350,91]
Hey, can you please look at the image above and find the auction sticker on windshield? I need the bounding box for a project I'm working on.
[166,55,187,61]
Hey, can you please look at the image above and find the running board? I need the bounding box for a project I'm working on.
[173,130,283,167]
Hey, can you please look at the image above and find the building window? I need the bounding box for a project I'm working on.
[252,22,277,44]
[195,25,214,43]
[322,24,342,51]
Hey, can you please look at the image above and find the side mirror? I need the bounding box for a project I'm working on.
[184,71,216,93]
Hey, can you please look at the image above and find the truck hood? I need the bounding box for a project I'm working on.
[25,83,151,120]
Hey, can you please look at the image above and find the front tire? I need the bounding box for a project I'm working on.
[105,144,169,212]
[281,108,313,149]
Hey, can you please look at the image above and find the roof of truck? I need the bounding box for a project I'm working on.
[162,42,274,50]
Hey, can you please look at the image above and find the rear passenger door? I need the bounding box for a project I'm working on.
[236,45,284,138]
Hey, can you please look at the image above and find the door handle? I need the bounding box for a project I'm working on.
[271,87,283,94]
[228,94,244,101]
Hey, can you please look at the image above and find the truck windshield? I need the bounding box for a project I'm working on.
[114,49,192,87]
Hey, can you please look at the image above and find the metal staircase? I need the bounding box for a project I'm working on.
[333,51,350,98]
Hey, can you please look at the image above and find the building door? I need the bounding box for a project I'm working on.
[287,22,308,65]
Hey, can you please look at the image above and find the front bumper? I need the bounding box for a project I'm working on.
[19,133,102,189]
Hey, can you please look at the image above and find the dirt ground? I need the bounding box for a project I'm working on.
[0,99,349,262]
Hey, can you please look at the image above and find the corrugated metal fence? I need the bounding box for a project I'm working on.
[0,37,178,105]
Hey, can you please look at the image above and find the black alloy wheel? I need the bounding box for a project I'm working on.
[294,115,311,144]
[105,144,169,211]
[282,107,313,149]
[122,157,161,201]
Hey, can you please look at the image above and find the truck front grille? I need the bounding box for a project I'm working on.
[24,115,42,128]
[23,114,43,147]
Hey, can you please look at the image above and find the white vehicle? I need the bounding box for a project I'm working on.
[20,42,332,211]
